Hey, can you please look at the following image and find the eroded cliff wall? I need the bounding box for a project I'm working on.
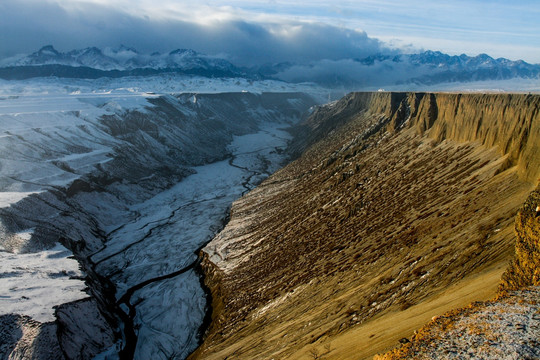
[192,92,539,360]
[292,92,539,182]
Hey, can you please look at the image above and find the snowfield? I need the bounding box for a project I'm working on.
[0,75,319,359]
[368,77,540,93]
[0,244,85,322]
[0,74,326,99]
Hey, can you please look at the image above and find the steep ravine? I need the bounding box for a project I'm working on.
[0,91,318,359]
[82,93,316,360]
[191,92,540,359]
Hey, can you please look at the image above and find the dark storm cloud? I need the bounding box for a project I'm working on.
[0,0,389,66]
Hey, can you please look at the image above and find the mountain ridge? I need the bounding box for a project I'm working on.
[1,45,239,71]
[1,46,539,87]
[0,45,248,80]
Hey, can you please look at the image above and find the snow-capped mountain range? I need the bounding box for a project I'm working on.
[391,51,540,84]
[0,45,539,87]
[0,45,246,79]
[358,50,536,70]
[1,45,239,71]
[263,50,540,86]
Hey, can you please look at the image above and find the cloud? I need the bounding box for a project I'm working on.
[273,59,429,87]
[2,0,538,68]
[0,0,390,66]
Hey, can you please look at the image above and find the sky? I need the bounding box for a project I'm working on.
[0,0,539,65]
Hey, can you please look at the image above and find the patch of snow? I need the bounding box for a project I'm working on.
[14,228,35,242]
[0,75,328,100]
[92,343,121,360]
[131,270,206,359]
[252,285,306,320]
[0,244,86,322]
[0,192,42,208]
[409,287,540,359]
[364,77,540,93]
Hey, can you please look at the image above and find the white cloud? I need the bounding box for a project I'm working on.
[0,0,390,66]
[0,0,539,64]
[273,58,430,87]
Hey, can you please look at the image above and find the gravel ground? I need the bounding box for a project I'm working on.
[380,287,540,359]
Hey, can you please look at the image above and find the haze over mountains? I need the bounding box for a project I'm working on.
[1,45,539,88]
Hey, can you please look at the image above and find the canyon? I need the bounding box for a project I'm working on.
[1,86,539,359]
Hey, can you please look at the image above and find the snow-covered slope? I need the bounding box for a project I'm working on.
[0,76,320,359]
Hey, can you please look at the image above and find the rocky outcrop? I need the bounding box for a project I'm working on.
[500,185,540,291]
[0,298,116,360]
[0,314,63,360]
[55,299,116,360]
[191,92,540,359]
[375,287,540,360]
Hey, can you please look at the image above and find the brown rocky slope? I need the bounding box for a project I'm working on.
[376,184,540,359]
[189,92,540,360]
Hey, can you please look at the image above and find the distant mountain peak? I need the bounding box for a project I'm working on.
[423,50,443,56]
[39,45,59,54]
[169,49,198,56]
[83,47,103,54]
[114,45,139,53]
[475,53,493,59]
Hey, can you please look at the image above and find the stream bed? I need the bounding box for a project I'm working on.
[90,123,293,359]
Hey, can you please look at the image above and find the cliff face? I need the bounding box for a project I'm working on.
[191,92,539,360]
[419,93,539,183]
[292,92,539,182]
